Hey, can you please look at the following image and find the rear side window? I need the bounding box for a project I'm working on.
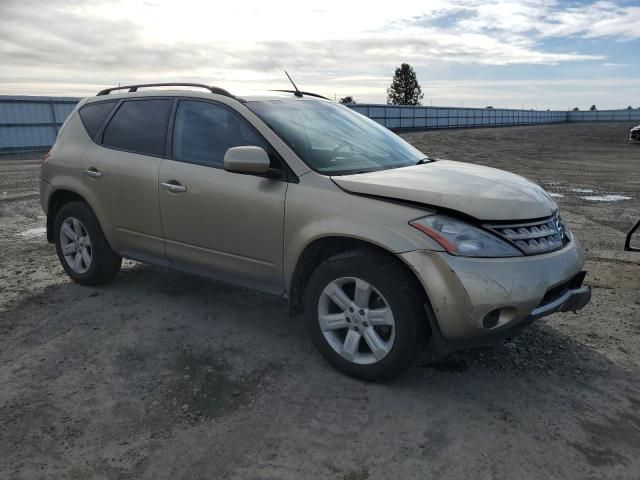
[172,100,268,167]
[102,99,171,156]
[78,101,116,139]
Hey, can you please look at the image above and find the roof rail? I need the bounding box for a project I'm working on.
[271,89,330,100]
[96,83,235,98]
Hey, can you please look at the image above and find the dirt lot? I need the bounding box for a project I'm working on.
[1,122,639,479]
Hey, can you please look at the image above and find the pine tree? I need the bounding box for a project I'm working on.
[386,63,424,106]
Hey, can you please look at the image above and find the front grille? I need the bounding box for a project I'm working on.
[484,213,568,255]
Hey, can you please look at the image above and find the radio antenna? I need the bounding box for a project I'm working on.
[285,70,303,97]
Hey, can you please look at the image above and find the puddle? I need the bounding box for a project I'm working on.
[19,227,46,238]
[579,194,632,202]
[570,188,595,193]
[548,193,564,198]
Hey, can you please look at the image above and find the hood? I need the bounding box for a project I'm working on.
[331,160,557,221]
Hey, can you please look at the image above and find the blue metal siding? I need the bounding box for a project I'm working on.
[0,96,80,152]
[1,95,639,153]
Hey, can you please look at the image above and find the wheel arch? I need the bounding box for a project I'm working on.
[46,190,88,243]
[46,189,115,252]
[288,235,428,317]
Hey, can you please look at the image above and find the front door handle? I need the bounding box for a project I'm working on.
[83,167,103,179]
[160,180,187,193]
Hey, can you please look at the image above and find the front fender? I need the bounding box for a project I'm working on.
[283,178,444,290]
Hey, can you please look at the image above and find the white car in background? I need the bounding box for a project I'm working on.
[630,125,640,142]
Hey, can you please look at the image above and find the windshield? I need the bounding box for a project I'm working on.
[246,99,428,175]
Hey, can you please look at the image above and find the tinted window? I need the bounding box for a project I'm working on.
[78,101,116,138]
[103,99,171,156]
[172,100,268,167]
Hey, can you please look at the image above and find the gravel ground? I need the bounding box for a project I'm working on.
[1,122,639,479]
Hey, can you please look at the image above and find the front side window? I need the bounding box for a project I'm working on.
[246,99,427,175]
[102,99,171,156]
[78,100,116,138]
[172,100,268,168]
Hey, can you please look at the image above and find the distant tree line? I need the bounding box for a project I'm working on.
[572,105,639,111]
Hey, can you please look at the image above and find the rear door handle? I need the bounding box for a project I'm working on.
[83,167,103,179]
[160,180,187,193]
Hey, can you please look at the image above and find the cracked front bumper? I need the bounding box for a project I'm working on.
[399,238,590,351]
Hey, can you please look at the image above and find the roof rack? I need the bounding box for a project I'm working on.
[96,83,234,98]
[271,89,330,100]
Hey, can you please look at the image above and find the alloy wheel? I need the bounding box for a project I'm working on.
[318,277,396,365]
[59,217,92,274]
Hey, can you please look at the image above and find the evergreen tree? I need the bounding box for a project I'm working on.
[387,63,424,105]
[339,96,355,104]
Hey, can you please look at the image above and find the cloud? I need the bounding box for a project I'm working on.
[418,0,640,40]
[0,0,637,106]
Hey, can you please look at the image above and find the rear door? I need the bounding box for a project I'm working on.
[158,99,287,294]
[80,98,172,263]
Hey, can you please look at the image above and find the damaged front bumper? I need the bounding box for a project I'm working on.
[399,238,591,354]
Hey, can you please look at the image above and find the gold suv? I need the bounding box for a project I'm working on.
[40,83,591,380]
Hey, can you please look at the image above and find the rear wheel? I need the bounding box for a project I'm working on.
[305,250,425,381]
[54,201,121,286]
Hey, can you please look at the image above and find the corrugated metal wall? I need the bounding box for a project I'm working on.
[0,96,80,153]
[1,95,638,153]
[567,109,640,122]
[348,105,567,129]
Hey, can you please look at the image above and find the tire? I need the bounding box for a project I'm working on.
[304,249,426,381]
[54,201,121,286]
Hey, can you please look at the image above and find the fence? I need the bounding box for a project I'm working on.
[348,105,567,129]
[0,96,80,153]
[1,95,638,153]
[567,109,640,122]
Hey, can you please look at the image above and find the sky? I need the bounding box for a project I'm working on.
[0,0,638,109]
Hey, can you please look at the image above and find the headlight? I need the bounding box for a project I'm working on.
[410,214,523,257]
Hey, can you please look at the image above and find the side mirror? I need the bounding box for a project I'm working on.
[224,146,270,175]
[625,220,640,252]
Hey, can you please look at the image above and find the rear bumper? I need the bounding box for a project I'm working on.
[40,179,53,214]
[40,180,55,243]
[399,238,590,353]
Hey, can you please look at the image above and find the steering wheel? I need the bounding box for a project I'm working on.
[329,141,355,161]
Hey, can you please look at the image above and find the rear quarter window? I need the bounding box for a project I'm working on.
[102,99,172,156]
[78,101,117,139]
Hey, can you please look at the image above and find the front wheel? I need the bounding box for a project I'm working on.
[305,250,425,381]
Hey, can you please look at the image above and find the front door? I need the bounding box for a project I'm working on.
[158,99,287,294]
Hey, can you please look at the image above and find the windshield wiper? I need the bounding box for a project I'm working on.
[416,157,432,165]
